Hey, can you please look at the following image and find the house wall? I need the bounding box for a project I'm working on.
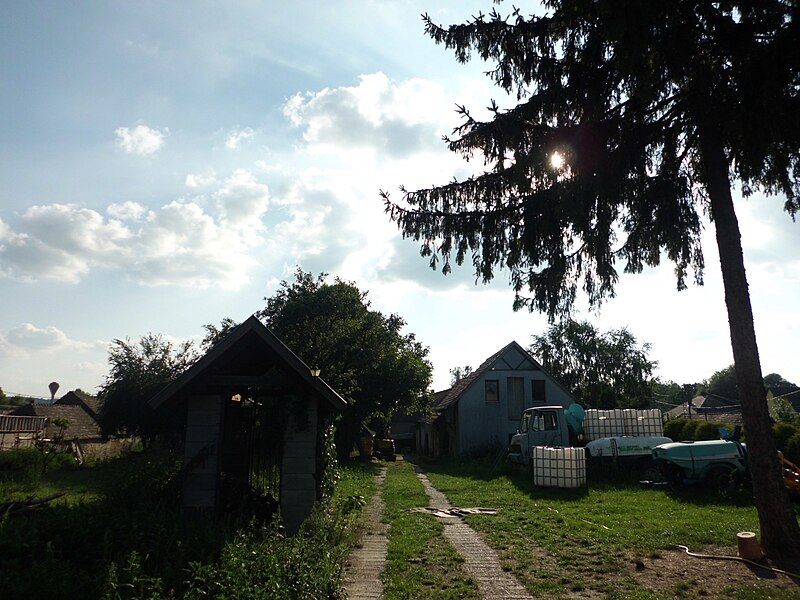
[280,395,318,534]
[457,347,573,455]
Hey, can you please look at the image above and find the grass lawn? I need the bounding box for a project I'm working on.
[382,460,479,599]
[421,457,800,599]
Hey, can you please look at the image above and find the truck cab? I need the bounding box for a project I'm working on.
[509,406,571,464]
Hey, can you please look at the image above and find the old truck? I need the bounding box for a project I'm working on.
[509,404,671,471]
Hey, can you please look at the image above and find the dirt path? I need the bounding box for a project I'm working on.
[343,467,388,600]
[415,468,533,600]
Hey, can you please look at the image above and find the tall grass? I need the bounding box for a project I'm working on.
[0,450,377,600]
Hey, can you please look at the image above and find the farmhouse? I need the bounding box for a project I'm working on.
[149,315,347,534]
[418,341,577,456]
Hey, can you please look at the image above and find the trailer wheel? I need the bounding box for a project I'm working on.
[706,466,736,492]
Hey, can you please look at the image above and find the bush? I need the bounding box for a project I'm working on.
[773,423,798,453]
[664,418,686,441]
[680,420,700,441]
[786,433,800,466]
[694,421,723,441]
[0,448,43,482]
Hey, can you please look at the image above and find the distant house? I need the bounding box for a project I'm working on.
[665,394,743,425]
[418,341,577,457]
[55,390,99,419]
[7,390,133,459]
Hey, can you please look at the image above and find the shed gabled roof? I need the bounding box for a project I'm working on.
[434,341,577,412]
[149,315,348,411]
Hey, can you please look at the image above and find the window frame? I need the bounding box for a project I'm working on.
[532,379,546,405]
[485,379,500,403]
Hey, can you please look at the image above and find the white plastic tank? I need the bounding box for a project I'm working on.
[584,408,663,440]
[531,446,586,489]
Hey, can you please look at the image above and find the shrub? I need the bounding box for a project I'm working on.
[694,421,723,441]
[786,432,800,466]
[664,418,687,441]
[773,423,798,453]
[0,448,43,482]
[680,420,700,441]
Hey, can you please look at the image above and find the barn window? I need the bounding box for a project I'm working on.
[532,380,546,405]
[485,380,499,403]
[507,377,524,420]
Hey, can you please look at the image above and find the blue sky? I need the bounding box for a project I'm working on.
[1,1,799,398]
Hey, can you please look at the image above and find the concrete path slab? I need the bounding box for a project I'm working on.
[343,467,388,600]
[415,468,533,600]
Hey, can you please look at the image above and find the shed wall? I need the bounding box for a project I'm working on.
[280,396,318,534]
[182,394,223,511]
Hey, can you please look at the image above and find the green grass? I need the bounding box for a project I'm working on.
[421,457,795,599]
[382,460,479,599]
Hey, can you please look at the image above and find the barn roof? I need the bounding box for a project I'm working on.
[149,315,348,411]
[11,403,101,440]
[56,390,99,419]
[434,341,577,412]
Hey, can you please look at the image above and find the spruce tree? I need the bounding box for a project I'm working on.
[383,2,800,558]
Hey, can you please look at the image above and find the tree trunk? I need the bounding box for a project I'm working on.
[698,125,800,560]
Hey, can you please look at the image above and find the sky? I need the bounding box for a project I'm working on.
[1,1,798,399]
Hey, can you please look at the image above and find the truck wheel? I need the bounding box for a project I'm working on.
[641,463,663,483]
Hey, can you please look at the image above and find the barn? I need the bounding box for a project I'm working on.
[149,315,347,533]
[420,341,577,456]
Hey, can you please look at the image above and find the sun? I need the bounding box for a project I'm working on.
[549,151,565,170]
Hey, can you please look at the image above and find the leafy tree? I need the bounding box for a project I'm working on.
[36,417,71,474]
[383,3,800,557]
[0,386,6,403]
[769,392,799,425]
[201,317,238,350]
[650,379,690,408]
[706,365,739,400]
[531,320,656,409]
[97,335,197,444]
[449,365,474,385]
[258,269,433,457]
[764,373,800,402]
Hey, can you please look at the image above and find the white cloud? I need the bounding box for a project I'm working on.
[115,124,168,155]
[284,72,450,157]
[225,127,255,150]
[0,170,274,289]
[185,171,217,188]
[107,201,148,221]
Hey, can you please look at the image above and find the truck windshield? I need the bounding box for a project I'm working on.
[544,412,558,430]
[521,413,530,432]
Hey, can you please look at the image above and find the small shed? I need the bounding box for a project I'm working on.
[149,315,347,533]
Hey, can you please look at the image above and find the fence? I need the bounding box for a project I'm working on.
[0,415,48,449]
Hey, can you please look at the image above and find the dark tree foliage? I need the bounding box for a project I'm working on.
[765,373,800,400]
[450,365,474,385]
[258,269,433,457]
[383,2,800,558]
[531,320,656,409]
[201,317,238,350]
[97,335,197,444]
[706,364,740,400]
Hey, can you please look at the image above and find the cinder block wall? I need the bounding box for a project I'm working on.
[182,394,223,512]
[280,396,318,534]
